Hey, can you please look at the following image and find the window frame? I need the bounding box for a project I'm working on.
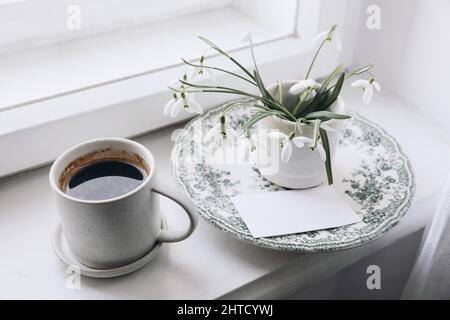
[0,0,351,178]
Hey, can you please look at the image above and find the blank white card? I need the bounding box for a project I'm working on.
[231,187,361,238]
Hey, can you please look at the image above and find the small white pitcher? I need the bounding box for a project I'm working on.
[256,81,346,189]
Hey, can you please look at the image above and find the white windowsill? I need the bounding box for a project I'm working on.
[0,0,353,178]
[0,35,319,177]
[1,89,448,299]
[0,5,288,110]
[0,3,316,177]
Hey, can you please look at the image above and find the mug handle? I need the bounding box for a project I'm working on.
[152,179,198,243]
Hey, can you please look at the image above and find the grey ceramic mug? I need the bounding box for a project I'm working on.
[49,137,198,269]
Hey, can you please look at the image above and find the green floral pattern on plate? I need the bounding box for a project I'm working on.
[171,101,415,251]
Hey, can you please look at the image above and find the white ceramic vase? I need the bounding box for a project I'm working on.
[256,81,346,189]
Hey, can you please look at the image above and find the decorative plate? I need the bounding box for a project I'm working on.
[171,101,415,252]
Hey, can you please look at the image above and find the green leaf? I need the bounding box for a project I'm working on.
[198,36,255,80]
[317,65,342,95]
[299,66,341,117]
[319,128,333,185]
[253,70,270,107]
[318,72,345,111]
[242,111,281,131]
[254,70,280,105]
[304,111,351,120]
[348,63,374,76]
[180,58,257,86]
[198,36,229,57]
[303,65,342,115]
[277,81,283,105]
[252,70,297,120]
[298,91,329,117]
[295,99,313,117]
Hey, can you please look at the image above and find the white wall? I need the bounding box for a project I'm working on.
[349,0,450,137]
[232,0,298,34]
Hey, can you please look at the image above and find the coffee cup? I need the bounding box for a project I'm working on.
[49,137,197,269]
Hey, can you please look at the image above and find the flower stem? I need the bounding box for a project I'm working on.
[198,36,256,81]
[309,119,320,150]
[305,39,327,79]
[292,87,314,116]
[325,64,374,92]
[202,89,295,118]
[181,58,257,86]
[181,80,297,121]
[277,81,283,105]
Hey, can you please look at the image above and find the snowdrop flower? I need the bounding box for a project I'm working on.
[304,134,327,162]
[165,92,203,118]
[188,56,216,81]
[168,73,191,90]
[205,116,238,143]
[164,93,178,116]
[269,131,329,163]
[238,133,261,162]
[350,78,381,104]
[289,79,321,98]
[314,25,342,52]
[268,132,312,164]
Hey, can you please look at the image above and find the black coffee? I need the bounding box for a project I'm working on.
[65,160,146,201]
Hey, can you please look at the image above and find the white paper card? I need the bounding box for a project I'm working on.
[231,187,361,238]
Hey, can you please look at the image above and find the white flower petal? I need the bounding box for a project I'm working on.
[289,82,308,95]
[281,140,293,164]
[268,131,288,140]
[186,98,203,114]
[320,122,336,132]
[313,30,328,45]
[333,33,342,52]
[170,99,183,117]
[289,79,317,95]
[292,136,312,148]
[318,144,327,162]
[363,86,373,105]
[307,79,319,87]
[164,98,175,116]
[186,66,200,80]
[372,80,381,92]
[225,124,238,138]
[350,79,368,88]
[308,89,317,99]
[205,123,221,142]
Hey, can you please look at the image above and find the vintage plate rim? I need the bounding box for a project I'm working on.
[171,103,415,252]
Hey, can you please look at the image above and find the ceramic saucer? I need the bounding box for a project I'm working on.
[52,213,167,278]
